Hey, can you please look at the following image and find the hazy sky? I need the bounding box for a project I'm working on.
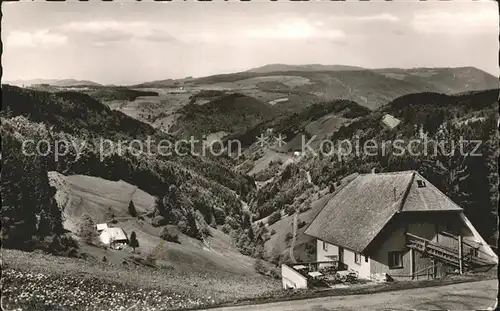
[2,1,499,85]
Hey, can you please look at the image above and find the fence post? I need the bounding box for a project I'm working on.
[410,248,414,280]
[458,235,463,274]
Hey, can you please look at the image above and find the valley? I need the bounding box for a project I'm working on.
[2,64,499,311]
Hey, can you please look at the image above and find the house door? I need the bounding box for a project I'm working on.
[338,247,344,263]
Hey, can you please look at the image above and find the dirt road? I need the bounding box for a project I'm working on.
[205,280,497,311]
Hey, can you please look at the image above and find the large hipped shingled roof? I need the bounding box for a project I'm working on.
[304,171,462,253]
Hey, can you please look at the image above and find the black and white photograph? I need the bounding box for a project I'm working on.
[1,1,499,310]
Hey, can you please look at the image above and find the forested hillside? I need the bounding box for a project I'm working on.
[169,93,279,138]
[248,89,499,247]
[2,130,66,250]
[2,84,498,264]
[1,85,257,252]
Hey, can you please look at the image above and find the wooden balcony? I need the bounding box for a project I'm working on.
[406,233,495,272]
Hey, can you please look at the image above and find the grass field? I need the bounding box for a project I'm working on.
[1,248,280,311]
[48,172,278,275]
[3,172,282,310]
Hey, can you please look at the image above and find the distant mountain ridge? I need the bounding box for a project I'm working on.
[134,65,498,111]
[4,79,102,87]
[246,64,366,73]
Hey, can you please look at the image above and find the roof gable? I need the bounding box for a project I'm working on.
[401,173,463,212]
[381,114,401,129]
[96,223,108,231]
[101,227,128,241]
[304,171,415,253]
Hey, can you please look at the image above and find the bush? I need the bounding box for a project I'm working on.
[221,224,232,234]
[105,207,115,221]
[160,225,180,243]
[32,234,78,255]
[254,258,267,275]
[177,220,187,233]
[201,226,211,237]
[270,254,282,266]
[329,182,335,192]
[297,220,307,229]
[225,216,239,229]
[254,257,281,279]
[194,210,210,239]
[298,204,311,213]
[267,212,281,225]
[284,232,293,242]
[55,233,78,247]
[67,248,80,258]
[270,229,276,235]
[213,207,226,225]
[305,241,315,255]
[269,267,281,279]
[151,216,165,227]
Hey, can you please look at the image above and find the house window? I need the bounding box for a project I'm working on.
[469,248,479,257]
[365,256,369,263]
[323,241,328,251]
[417,180,426,188]
[355,253,361,264]
[388,251,404,269]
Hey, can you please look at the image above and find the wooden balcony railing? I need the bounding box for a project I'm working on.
[406,233,495,273]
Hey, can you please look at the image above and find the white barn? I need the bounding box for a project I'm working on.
[380,114,401,130]
[99,227,128,248]
[96,223,108,232]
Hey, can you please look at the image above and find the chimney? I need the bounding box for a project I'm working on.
[393,187,397,201]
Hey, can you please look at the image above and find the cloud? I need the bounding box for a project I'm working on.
[59,20,178,45]
[6,30,67,48]
[244,19,345,41]
[325,13,399,24]
[353,13,399,22]
[412,9,498,34]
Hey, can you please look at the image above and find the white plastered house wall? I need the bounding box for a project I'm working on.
[316,240,371,279]
[99,227,128,245]
[96,223,108,232]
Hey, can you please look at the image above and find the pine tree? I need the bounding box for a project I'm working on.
[154,196,165,216]
[329,182,336,193]
[186,210,201,239]
[248,225,255,241]
[129,231,139,252]
[105,206,115,221]
[242,212,251,229]
[128,200,137,217]
[78,214,96,244]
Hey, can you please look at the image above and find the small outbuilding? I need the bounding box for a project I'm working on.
[99,227,129,249]
[96,223,108,232]
[380,114,401,130]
